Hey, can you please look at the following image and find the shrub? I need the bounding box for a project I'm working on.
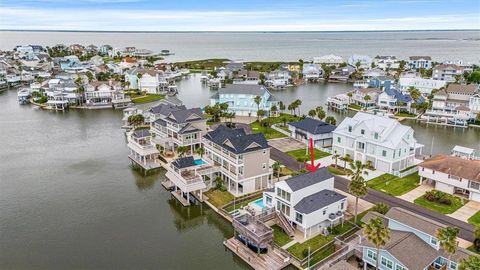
[372,203,390,214]
[424,190,454,205]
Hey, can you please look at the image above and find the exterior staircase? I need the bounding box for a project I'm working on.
[276,211,295,238]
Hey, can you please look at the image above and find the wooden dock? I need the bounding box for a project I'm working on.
[161,180,175,190]
[224,238,290,270]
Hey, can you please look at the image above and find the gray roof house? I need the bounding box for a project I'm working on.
[288,118,336,149]
[263,168,347,238]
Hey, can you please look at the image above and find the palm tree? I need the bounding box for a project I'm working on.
[348,160,370,223]
[272,161,281,181]
[294,99,302,115]
[176,146,188,157]
[288,104,294,115]
[363,217,391,270]
[278,101,285,112]
[364,95,372,107]
[271,104,278,117]
[317,108,326,120]
[254,95,262,121]
[459,255,480,270]
[308,109,317,118]
[195,146,205,158]
[436,226,460,263]
[332,151,340,168]
[325,116,336,125]
[339,154,352,172]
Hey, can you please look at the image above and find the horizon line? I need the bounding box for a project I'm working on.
[1,29,479,33]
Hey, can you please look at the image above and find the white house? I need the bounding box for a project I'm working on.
[373,55,400,70]
[263,168,347,238]
[432,64,465,82]
[398,77,447,96]
[348,55,372,69]
[287,118,336,148]
[124,68,160,93]
[419,155,480,202]
[408,56,432,69]
[352,88,382,108]
[302,63,323,81]
[313,54,344,65]
[332,112,423,173]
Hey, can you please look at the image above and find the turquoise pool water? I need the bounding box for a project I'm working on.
[253,198,266,209]
[194,159,206,165]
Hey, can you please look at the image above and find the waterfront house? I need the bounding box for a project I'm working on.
[127,129,161,170]
[408,56,432,69]
[348,55,372,69]
[352,88,382,108]
[89,55,104,67]
[330,64,356,81]
[287,118,336,148]
[84,80,123,107]
[432,64,465,82]
[332,112,422,173]
[124,68,161,94]
[425,84,479,125]
[367,76,395,91]
[451,145,477,159]
[377,87,424,113]
[359,207,475,270]
[233,70,260,85]
[444,59,474,72]
[363,68,386,79]
[99,44,112,55]
[327,93,351,110]
[265,70,291,89]
[373,55,400,70]
[225,61,244,72]
[149,103,206,153]
[398,77,447,96]
[419,155,480,202]
[263,168,347,238]
[210,84,277,117]
[203,125,272,196]
[302,63,323,81]
[313,54,344,65]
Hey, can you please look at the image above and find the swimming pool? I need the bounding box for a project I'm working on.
[252,198,266,209]
[194,159,206,165]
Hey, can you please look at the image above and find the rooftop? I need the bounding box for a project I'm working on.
[284,167,333,192]
[218,84,269,96]
[419,155,480,182]
[204,125,269,154]
[294,189,346,214]
[132,129,151,138]
[288,118,336,135]
[171,156,197,169]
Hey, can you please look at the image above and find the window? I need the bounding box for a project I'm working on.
[295,213,303,224]
[374,133,379,139]
[430,237,438,246]
[396,265,407,270]
[262,163,267,169]
[341,201,345,210]
[323,209,326,215]
[381,257,393,269]
[382,150,387,157]
[367,249,376,261]
[266,195,272,204]
[361,129,365,135]
[449,261,457,270]
[337,137,341,143]
[348,126,352,132]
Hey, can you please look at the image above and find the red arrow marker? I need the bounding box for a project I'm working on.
[305,138,321,173]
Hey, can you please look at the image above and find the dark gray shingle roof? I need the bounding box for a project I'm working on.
[149,103,186,115]
[218,84,268,96]
[288,118,336,135]
[167,108,204,124]
[132,129,150,138]
[171,156,196,169]
[285,168,334,192]
[204,125,269,154]
[294,189,346,214]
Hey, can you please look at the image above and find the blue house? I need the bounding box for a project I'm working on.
[378,86,425,113]
[210,84,277,117]
[359,207,475,270]
[368,75,395,91]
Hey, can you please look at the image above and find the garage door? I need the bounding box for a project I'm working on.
[470,192,480,202]
[376,160,390,173]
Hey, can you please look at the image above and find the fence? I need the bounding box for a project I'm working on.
[271,124,291,136]
[392,166,418,178]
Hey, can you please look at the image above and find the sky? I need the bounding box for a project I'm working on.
[0,0,479,31]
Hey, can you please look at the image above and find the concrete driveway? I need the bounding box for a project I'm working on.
[268,137,305,152]
[447,201,480,223]
[397,184,433,202]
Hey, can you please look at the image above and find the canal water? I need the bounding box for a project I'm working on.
[0,76,478,269]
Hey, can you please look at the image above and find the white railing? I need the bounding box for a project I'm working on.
[271,124,291,136]
[393,166,418,178]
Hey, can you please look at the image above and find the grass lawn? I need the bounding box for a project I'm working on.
[224,195,262,212]
[272,225,292,246]
[327,165,352,176]
[131,94,165,104]
[286,148,331,162]
[367,173,420,196]
[348,104,362,110]
[280,166,294,176]
[287,234,334,260]
[250,121,286,140]
[467,211,480,226]
[414,194,467,215]
[204,189,234,208]
[395,112,417,117]
[303,244,335,267]
[467,245,480,255]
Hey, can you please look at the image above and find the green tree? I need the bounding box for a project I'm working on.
[195,146,205,158]
[294,99,302,115]
[459,255,480,270]
[308,109,317,118]
[272,161,281,181]
[270,104,278,116]
[408,86,421,101]
[332,151,340,168]
[85,71,94,82]
[278,101,286,112]
[436,226,460,263]
[339,154,352,172]
[317,107,326,120]
[325,116,336,125]
[254,95,262,120]
[466,70,480,84]
[348,160,371,223]
[257,109,266,122]
[363,217,391,270]
[176,146,188,157]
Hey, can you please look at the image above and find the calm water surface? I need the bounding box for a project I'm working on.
[1,31,479,63]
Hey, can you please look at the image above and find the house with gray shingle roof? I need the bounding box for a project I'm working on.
[263,168,347,238]
[359,207,476,270]
[149,102,206,154]
[287,117,336,149]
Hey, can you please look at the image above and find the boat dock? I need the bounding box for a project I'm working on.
[224,238,290,270]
